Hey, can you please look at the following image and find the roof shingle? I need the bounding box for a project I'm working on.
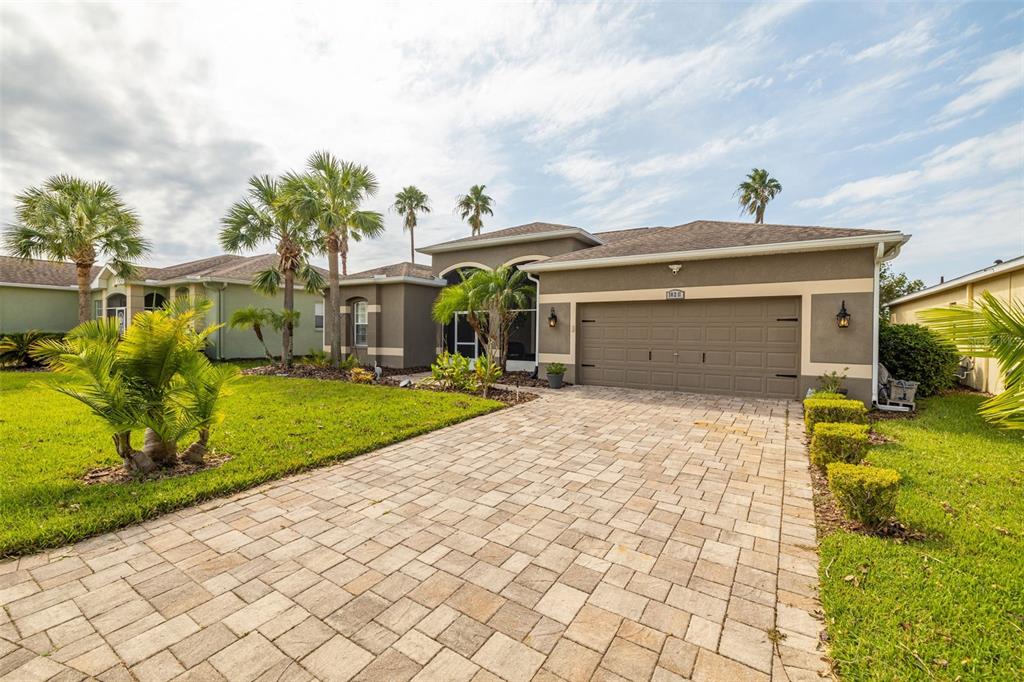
[340,262,438,280]
[0,256,100,287]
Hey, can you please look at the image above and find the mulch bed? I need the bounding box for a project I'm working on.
[499,371,571,389]
[79,453,233,486]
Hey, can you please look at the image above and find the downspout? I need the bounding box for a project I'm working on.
[872,243,883,406]
[215,282,228,360]
[526,272,540,379]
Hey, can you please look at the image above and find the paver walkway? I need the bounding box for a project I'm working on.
[0,386,827,681]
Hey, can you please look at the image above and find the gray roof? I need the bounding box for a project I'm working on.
[420,222,595,252]
[133,254,327,283]
[538,220,901,265]
[341,262,437,280]
[0,256,101,287]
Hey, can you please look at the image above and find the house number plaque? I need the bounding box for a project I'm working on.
[666,289,685,300]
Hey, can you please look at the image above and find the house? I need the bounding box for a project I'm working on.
[888,254,1022,394]
[1,254,326,360]
[406,220,909,404]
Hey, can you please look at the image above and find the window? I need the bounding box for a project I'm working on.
[106,293,127,310]
[93,300,102,320]
[314,303,324,330]
[353,301,368,346]
[144,292,167,311]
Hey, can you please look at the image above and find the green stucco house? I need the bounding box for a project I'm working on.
[0,254,327,360]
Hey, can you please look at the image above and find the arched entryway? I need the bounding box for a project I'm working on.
[106,293,127,333]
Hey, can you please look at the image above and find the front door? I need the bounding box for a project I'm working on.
[454,312,479,361]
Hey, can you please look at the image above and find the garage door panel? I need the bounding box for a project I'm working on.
[577,298,799,399]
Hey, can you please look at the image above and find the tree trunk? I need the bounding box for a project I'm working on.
[327,236,341,368]
[756,205,765,224]
[75,262,94,325]
[341,231,349,276]
[410,227,415,264]
[113,432,156,475]
[253,325,275,362]
[283,268,295,367]
[181,428,209,465]
[143,428,177,468]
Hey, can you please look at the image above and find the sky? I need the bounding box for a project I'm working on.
[1,1,1022,286]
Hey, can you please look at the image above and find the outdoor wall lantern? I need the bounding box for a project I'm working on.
[548,307,558,327]
[836,300,851,328]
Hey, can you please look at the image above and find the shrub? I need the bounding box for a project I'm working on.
[304,348,329,367]
[827,462,900,530]
[339,354,359,371]
[0,331,61,368]
[348,367,374,384]
[818,367,848,394]
[427,351,473,391]
[879,321,959,397]
[804,397,868,433]
[546,362,566,375]
[473,355,503,398]
[810,391,846,400]
[811,422,870,468]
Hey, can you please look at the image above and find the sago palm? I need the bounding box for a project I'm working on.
[917,292,1024,430]
[735,169,782,224]
[220,174,324,366]
[433,266,533,369]
[4,175,150,323]
[456,185,494,236]
[392,186,431,263]
[283,151,384,368]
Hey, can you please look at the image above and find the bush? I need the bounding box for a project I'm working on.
[0,331,61,367]
[827,462,900,530]
[473,355,503,398]
[804,397,868,433]
[879,321,959,397]
[546,362,566,375]
[818,368,848,394]
[348,367,374,384]
[810,391,846,400]
[339,354,359,371]
[427,351,473,391]
[811,422,870,468]
[304,348,329,367]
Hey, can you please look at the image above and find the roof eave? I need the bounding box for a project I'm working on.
[337,275,447,287]
[888,254,1023,307]
[0,281,86,291]
[522,232,910,273]
[418,228,602,255]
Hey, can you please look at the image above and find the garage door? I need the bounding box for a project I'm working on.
[578,297,801,398]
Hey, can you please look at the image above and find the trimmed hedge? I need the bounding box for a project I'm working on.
[804,397,868,434]
[811,422,870,468]
[827,462,900,530]
[879,321,959,397]
[810,391,846,400]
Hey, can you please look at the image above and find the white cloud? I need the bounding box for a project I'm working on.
[849,18,938,62]
[941,48,1024,117]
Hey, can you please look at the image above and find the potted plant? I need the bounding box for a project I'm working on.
[546,362,566,389]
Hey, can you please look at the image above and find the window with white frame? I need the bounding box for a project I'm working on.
[314,302,324,330]
[93,300,102,320]
[353,301,368,346]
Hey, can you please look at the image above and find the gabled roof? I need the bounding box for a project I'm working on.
[338,261,445,287]
[94,254,328,287]
[0,256,101,288]
[524,220,908,272]
[889,254,1024,307]
[418,222,601,254]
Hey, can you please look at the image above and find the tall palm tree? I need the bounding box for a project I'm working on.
[432,266,534,370]
[283,152,384,368]
[391,186,431,263]
[4,175,150,324]
[918,292,1024,430]
[456,184,494,236]
[220,175,324,366]
[735,169,782,224]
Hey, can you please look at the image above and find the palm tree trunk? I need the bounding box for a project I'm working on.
[181,428,208,465]
[113,432,156,474]
[283,268,295,367]
[327,237,341,368]
[410,227,415,264]
[756,205,765,224]
[75,262,93,325]
[341,231,349,276]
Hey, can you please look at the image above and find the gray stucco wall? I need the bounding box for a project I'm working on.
[810,292,873,364]
[208,283,325,359]
[0,286,80,334]
[403,285,441,367]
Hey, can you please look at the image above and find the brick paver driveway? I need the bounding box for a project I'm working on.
[1,386,826,681]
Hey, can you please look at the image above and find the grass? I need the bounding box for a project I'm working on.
[0,369,502,557]
[819,394,1024,681]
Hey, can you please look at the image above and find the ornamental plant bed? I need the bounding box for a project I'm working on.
[500,371,572,389]
[80,453,234,485]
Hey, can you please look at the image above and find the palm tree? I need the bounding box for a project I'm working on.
[735,169,782,224]
[228,306,276,363]
[391,186,431,263]
[4,175,150,324]
[432,266,534,369]
[456,185,494,236]
[283,152,384,368]
[917,292,1024,430]
[220,175,324,366]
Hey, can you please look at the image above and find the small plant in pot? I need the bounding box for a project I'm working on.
[546,362,566,389]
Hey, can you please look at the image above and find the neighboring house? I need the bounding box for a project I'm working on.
[889,255,1022,395]
[0,256,97,334]
[411,220,910,404]
[1,254,327,360]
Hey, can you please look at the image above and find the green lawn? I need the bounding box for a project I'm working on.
[0,370,501,557]
[819,394,1024,681]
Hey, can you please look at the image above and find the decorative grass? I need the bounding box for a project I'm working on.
[819,394,1024,680]
[0,369,501,557]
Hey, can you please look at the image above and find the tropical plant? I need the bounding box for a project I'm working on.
[0,331,60,367]
[304,348,330,367]
[473,355,503,398]
[456,184,494,236]
[878,321,959,397]
[348,367,374,384]
[229,306,276,363]
[283,151,384,368]
[425,351,474,391]
[734,168,782,224]
[432,266,534,369]
[917,292,1024,430]
[220,174,325,366]
[818,367,848,394]
[339,353,360,371]
[4,175,150,324]
[392,186,431,263]
[31,298,237,473]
